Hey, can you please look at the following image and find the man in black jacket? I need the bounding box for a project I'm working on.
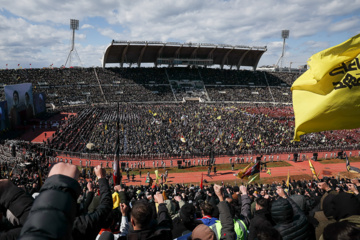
[19,163,113,240]
[248,197,275,240]
[19,162,81,240]
[72,165,113,239]
[119,192,173,240]
[0,179,34,240]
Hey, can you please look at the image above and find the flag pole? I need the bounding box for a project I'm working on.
[113,102,121,185]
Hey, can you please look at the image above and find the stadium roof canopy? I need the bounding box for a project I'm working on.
[102,40,267,70]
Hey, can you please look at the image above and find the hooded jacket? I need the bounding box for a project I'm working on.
[271,197,309,240]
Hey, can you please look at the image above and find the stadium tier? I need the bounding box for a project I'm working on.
[0,67,299,105]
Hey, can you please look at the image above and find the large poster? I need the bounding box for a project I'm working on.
[0,101,9,131]
[4,83,34,127]
[33,92,46,115]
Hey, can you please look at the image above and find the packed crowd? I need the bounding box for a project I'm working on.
[206,87,291,102]
[0,67,297,106]
[1,158,359,240]
[47,103,360,157]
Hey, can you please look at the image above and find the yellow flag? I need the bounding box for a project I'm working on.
[154,170,161,183]
[236,163,253,179]
[247,174,258,184]
[286,170,290,188]
[217,116,221,120]
[105,124,107,131]
[236,137,243,146]
[309,160,319,181]
[292,34,360,141]
[266,169,271,175]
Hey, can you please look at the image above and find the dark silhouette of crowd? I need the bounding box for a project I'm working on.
[0,158,360,240]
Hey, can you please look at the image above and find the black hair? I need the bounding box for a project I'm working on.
[323,221,360,240]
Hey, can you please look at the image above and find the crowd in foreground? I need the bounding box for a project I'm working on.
[1,158,360,240]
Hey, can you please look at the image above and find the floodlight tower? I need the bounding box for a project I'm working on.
[65,19,83,67]
[276,30,290,69]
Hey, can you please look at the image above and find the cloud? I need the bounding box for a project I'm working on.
[81,24,94,29]
[329,16,360,33]
[0,0,360,68]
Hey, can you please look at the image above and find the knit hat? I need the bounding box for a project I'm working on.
[191,224,216,240]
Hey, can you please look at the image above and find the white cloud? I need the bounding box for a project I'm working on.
[81,24,94,29]
[0,0,359,68]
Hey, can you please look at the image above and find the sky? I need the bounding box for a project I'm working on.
[0,0,360,70]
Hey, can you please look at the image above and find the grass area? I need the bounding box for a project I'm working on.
[337,171,360,179]
[180,174,313,187]
[98,161,292,176]
[317,157,360,164]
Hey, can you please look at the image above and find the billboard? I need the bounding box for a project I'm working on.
[33,92,46,115]
[4,83,34,127]
[0,101,9,131]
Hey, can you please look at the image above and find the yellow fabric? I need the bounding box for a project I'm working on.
[112,192,120,209]
[291,34,360,141]
[309,160,320,181]
[236,163,253,179]
[247,174,258,184]
[286,170,290,188]
[154,170,161,184]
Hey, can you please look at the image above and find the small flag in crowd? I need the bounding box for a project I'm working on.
[286,170,290,188]
[247,174,259,184]
[292,34,360,141]
[266,169,271,175]
[345,153,360,173]
[200,173,203,189]
[309,160,319,181]
[237,161,260,179]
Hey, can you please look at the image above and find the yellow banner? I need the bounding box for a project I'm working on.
[309,160,319,181]
[286,170,290,188]
[292,34,360,141]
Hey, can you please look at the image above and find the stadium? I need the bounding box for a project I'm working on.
[2,34,360,240]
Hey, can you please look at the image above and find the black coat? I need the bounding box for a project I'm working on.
[248,208,274,240]
[271,197,309,240]
[119,203,173,240]
[72,178,113,240]
[172,217,202,238]
[19,175,81,240]
[0,179,34,240]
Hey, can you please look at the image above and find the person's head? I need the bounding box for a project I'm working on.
[200,201,214,217]
[13,91,19,106]
[130,201,152,230]
[180,202,196,223]
[332,192,360,220]
[256,226,283,240]
[189,224,216,240]
[255,197,269,211]
[323,221,360,240]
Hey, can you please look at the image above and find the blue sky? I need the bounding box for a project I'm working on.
[0,0,359,69]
